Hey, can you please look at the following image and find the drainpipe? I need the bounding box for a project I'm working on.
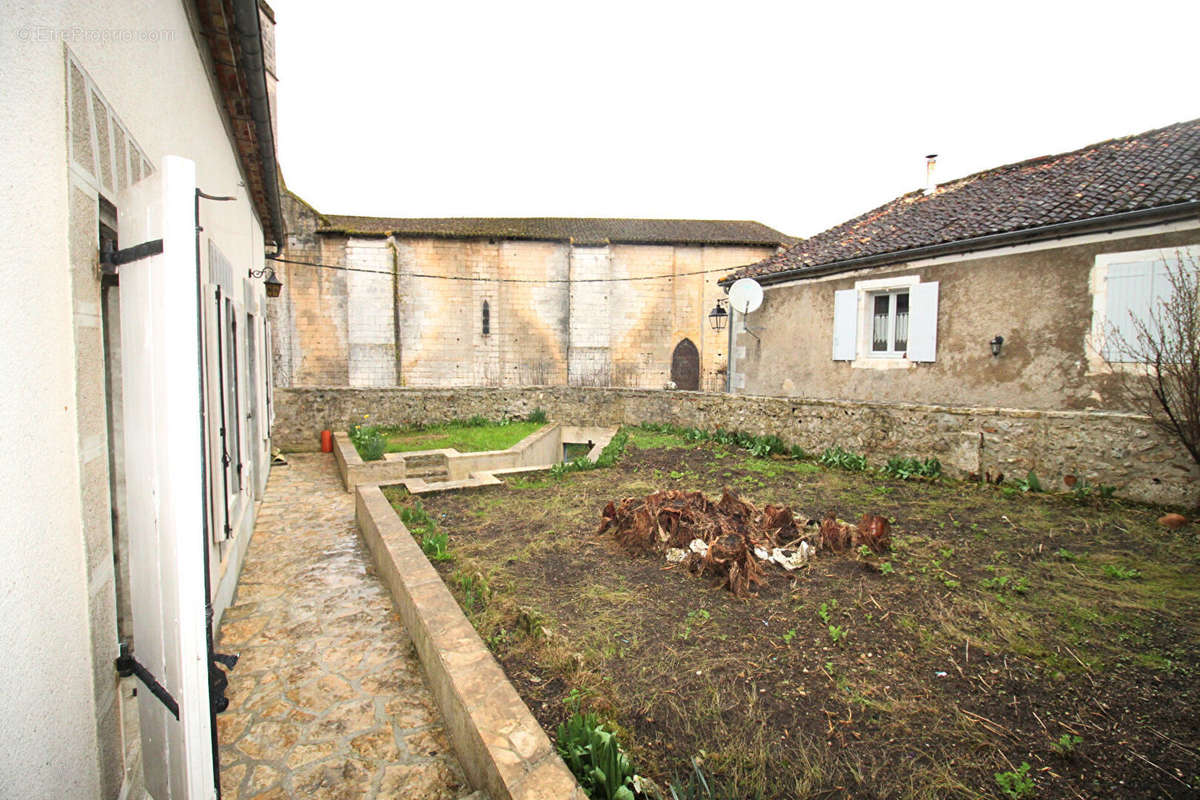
[389,237,402,384]
[194,190,223,798]
[231,0,285,257]
[725,301,734,393]
[565,244,573,386]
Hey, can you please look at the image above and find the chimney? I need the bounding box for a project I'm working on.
[924,153,938,196]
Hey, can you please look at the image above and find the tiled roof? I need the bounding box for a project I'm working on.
[728,118,1200,283]
[194,0,283,248]
[317,215,796,247]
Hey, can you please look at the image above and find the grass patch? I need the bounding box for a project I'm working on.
[563,442,594,461]
[628,427,694,450]
[736,458,820,478]
[379,419,541,454]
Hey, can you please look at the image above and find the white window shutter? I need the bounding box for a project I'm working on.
[907,281,939,362]
[832,289,858,360]
[1099,261,1156,362]
[119,155,217,797]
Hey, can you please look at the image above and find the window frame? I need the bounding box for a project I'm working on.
[868,289,911,357]
[1087,244,1200,371]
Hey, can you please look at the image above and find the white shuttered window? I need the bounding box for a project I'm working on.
[832,279,938,363]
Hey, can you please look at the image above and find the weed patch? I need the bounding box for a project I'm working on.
[994,762,1035,799]
[557,711,641,800]
[348,416,386,461]
[879,455,942,480]
[818,446,868,471]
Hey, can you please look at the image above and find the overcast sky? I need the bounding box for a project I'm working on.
[272,0,1199,238]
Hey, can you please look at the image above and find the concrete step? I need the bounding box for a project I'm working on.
[402,452,450,480]
[405,452,447,468]
[406,472,503,495]
[407,466,450,480]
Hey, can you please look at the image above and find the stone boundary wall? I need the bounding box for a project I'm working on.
[277,387,1199,506]
[355,485,586,800]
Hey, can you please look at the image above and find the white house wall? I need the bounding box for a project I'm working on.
[1,2,272,797]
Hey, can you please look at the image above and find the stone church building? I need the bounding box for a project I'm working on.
[271,191,792,391]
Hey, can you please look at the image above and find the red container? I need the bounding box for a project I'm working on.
[320,429,333,453]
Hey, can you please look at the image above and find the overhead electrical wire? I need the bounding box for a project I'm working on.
[265,254,743,284]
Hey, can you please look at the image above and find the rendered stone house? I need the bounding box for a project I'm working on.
[723,119,1200,411]
[272,191,793,392]
[2,1,283,796]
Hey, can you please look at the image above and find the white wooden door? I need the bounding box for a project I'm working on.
[118,155,216,799]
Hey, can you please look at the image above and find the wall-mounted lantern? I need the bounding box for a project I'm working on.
[708,299,729,331]
[248,265,283,298]
[990,335,1004,357]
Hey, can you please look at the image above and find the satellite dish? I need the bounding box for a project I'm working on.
[728,278,763,314]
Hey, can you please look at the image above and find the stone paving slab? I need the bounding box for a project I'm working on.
[216,453,484,800]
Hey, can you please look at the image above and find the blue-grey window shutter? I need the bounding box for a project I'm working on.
[1104,261,1158,361]
[907,282,939,362]
[832,289,858,360]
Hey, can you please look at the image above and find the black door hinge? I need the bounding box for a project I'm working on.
[115,641,179,720]
[99,239,164,277]
[116,644,241,718]
[209,652,239,715]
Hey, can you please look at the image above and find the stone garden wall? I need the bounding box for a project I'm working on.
[274,387,1199,506]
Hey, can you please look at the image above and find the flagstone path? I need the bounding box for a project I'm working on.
[216,453,484,800]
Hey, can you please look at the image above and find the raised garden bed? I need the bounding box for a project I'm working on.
[334,417,615,493]
[388,426,1200,799]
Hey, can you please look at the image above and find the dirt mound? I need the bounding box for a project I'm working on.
[599,489,888,597]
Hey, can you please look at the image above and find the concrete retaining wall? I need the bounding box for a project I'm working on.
[513,423,562,468]
[333,423,618,493]
[280,387,1199,506]
[334,424,545,491]
[355,485,585,800]
[332,431,410,491]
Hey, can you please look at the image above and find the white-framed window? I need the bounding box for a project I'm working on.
[870,290,910,355]
[1090,244,1200,364]
[832,274,938,366]
[224,295,242,495]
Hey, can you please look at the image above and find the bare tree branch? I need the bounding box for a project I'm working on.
[1106,249,1200,468]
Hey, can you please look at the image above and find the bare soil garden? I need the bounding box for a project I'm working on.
[384,427,1199,799]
